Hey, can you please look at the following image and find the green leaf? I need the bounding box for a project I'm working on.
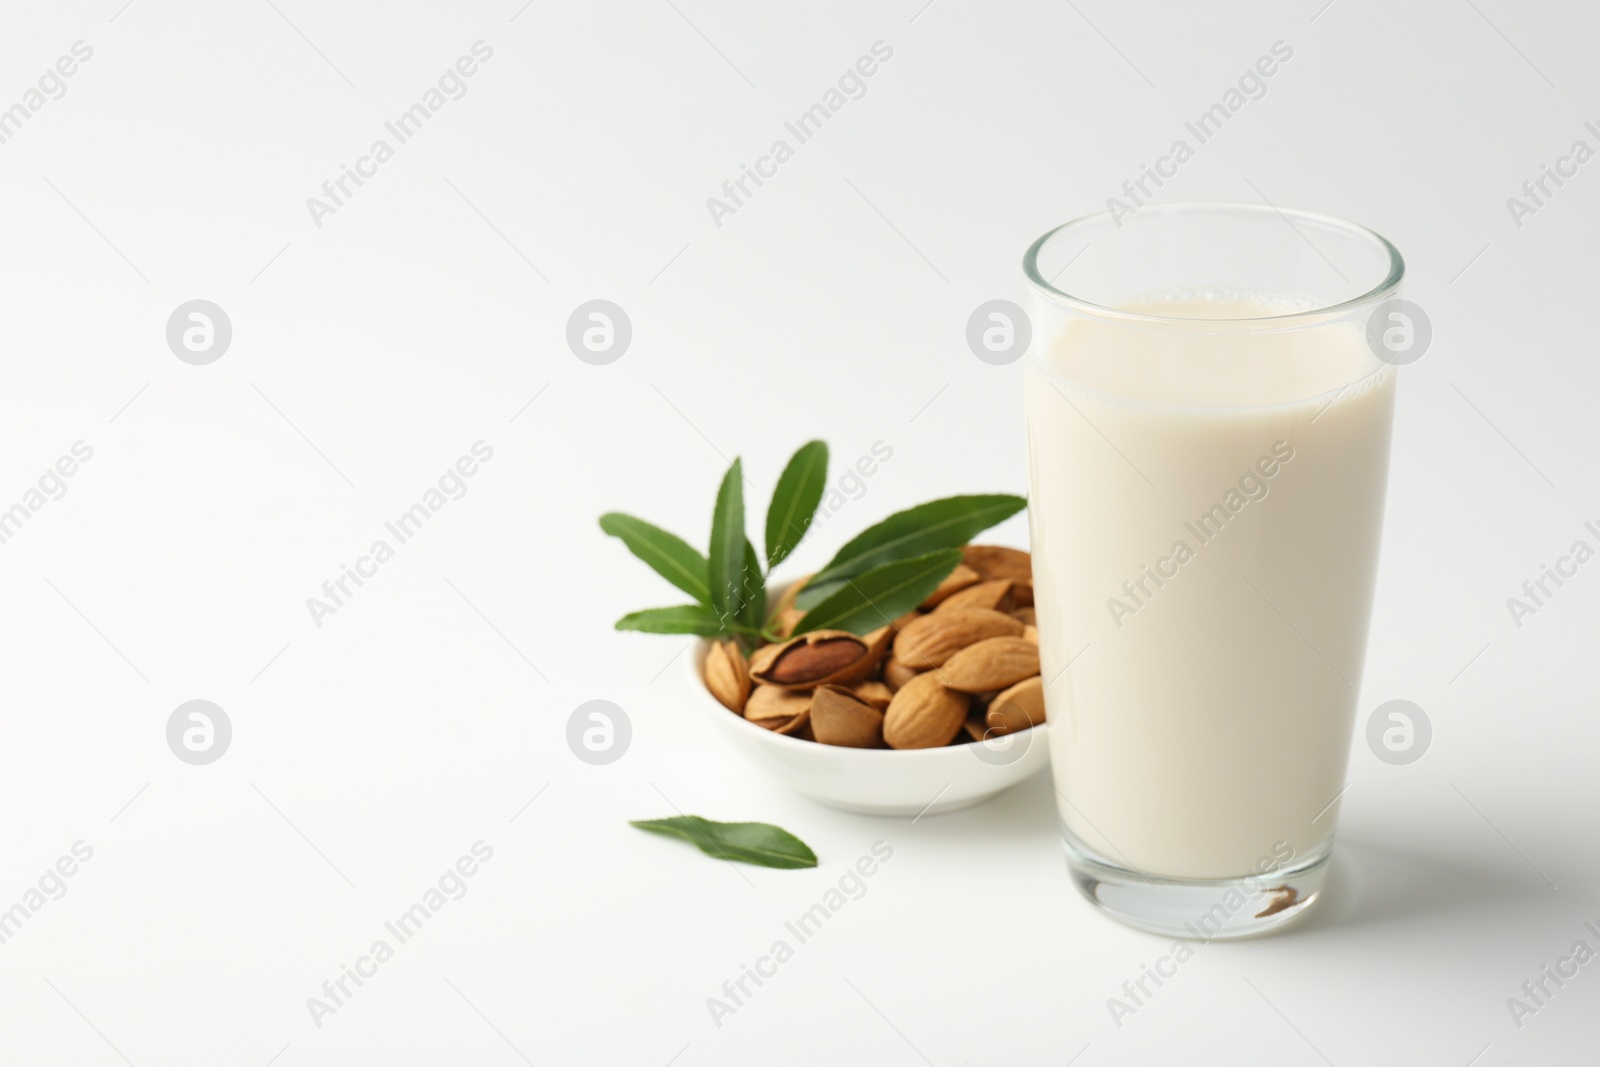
[614,605,726,636]
[793,549,964,636]
[741,538,766,637]
[598,513,710,605]
[796,494,1027,610]
[707,459,747,631]
[630,816,818,869]
[764,440,828,569]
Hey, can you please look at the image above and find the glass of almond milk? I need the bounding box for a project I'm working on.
[1022,203,1405,938]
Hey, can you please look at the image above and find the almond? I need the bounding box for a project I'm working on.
[1011,606,1037,626]
[937,636,1040,693]
[861,610,916,663]
[883,657,921,692]
[1023,625,1038,645]
[773,607,807,639]
[770,575,809,617]
[769,577,810,638]
[967,688,1001,714]
[962,545,1033,608]
[850,680,894,710]
[774,705,811,735]
[920,563,981,608]
[703,640,751,713]
[893,608,1024,669]
[749,631,872,688]
[883,672,968,749]
[963,544,1033,584]
[745,685,812,730]
[936,578,1014,614]
[810,685,885,748]
[961,716,990,742]
[986,675,1045,734]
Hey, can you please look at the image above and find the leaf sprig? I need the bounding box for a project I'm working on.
[601,441,1026,647]
[630,815,817,869]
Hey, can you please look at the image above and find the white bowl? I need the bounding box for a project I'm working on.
[686,638,1051,817]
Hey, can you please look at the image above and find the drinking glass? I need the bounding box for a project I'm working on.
[1022,202,1406,938]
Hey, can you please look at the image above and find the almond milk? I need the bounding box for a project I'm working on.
[1025,295,1395,879]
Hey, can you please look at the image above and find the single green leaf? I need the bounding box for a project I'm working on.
[796,494,1027,610]
[614,605,727,636]
[764,440,829,569]
[794,549,964,636]
[741,538,766,637]
[598,513,710,605]
[707,459,746,631]
[630,816,818,869]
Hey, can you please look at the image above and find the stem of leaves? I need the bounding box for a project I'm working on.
[601,442,1026,651]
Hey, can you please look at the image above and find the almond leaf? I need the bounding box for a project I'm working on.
[614,605,725,635]
[793,549,963,636]
[598,513,710,605]
[707,459,746,629]
[630,816,818,869]
[764,440,828,569]
[796,494,1026,610]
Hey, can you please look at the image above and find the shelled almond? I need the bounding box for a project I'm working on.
[706,544,1047,749]
[811,685,885,748]
[893,608,1024,669]
[986,676,1046,735]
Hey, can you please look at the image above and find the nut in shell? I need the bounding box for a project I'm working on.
[703,640,751,713]
[749,631,873,688]
[773,705,811,735]
[883,672,969,749]
[773,607,807,639]
[862,612,917,664]
[745,685,812,731]
[920,563,981,608]
[850,680,894,710]
[883,657,921,692]
[936,578,1014,614]
[770,575,808,617]
[937,636,1040,693]
[810,685,885,748]
[893,608,1024,669]
[962,544,1033,584]
[985,675,1045,734]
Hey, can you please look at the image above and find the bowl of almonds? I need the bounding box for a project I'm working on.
[688,546,1051,816]
[602,441,1052,816]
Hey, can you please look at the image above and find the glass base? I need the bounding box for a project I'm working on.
[1062,827,1333,940]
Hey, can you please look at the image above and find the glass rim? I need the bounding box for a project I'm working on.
[1022,201,1405,329]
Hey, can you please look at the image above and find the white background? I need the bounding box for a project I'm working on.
[0,0,1596,1063]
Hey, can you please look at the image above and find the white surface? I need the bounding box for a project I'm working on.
[0,1,1595,1064]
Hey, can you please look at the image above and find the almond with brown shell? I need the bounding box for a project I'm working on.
[883,672,969,749]
[703,640,751,713]
[749,631,874,689]
[935,579,1014,614]
[810,685,885,748]
[745,685,812,732]
[937,636,1040,693]
[893,608,1024,669]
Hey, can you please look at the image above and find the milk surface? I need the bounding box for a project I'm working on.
[1025,295,1395,879]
